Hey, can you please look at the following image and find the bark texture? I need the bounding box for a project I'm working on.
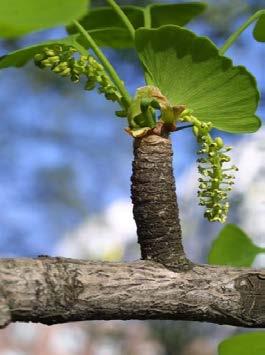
[131,135,190,270]
[1,256,265,328]
[1,133,263,329]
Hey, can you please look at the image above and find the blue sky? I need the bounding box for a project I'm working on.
[0,2,264,256]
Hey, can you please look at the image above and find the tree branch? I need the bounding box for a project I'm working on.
[1,256,265,328]
[1,134,262,330]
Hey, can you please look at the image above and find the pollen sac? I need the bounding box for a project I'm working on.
[179,111,238,223]
[33,45,122,105]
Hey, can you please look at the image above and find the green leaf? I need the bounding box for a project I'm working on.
[219,332,265,355]
[135,25,261,133]
[0,36,87,69]
[67,3,206,48]
[0,0,89,38]
[253,14,265,42]
[148,3,206,28]
[81,27,135,49]
[67,6,143,48]
[208,224,264,267]
[81,6,144,29]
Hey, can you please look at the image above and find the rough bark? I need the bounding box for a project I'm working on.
[1,256,265,328]
[131,134,191,270]
[0,133,264,329]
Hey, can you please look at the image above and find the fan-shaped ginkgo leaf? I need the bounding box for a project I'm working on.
[135,25,261,133]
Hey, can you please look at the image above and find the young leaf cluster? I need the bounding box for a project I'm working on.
[34,45,122,104]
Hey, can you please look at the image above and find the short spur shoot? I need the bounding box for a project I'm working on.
[1,6,259,225]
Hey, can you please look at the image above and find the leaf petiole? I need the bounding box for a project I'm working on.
[106,0,135,40]
[219,9,265,55]
[144,7,152,28]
